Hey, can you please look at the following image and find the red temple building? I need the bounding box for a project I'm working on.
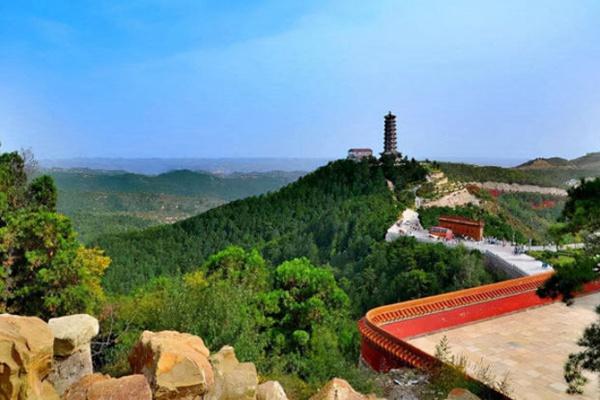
[438,215,484,241]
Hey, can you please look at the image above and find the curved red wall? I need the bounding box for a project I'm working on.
[359,272,600,398]
[382,289,554,339]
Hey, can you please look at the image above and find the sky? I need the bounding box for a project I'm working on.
[1,0,600,161]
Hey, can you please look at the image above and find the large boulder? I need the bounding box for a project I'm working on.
[129,330,213,400]
[0,314,59,400]
[207,346,258,400]
[63,373,152,400]
[48,314,99,356]
[257,381,288,400]
[62,374,110,400]
[310,378,376,400]
[47,314,99,395]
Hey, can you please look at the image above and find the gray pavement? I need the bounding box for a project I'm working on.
[386,210,554,276]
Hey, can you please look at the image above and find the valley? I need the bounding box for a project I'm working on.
[48,168,304,243]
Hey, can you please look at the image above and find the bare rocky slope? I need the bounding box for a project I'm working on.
[469,182,567,196]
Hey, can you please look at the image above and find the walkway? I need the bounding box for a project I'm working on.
[407,292,600,400]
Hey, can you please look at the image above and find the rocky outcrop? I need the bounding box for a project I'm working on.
[310,378,376,400]
[257,381,288,400]
[0,314,59,400]
[63,373,152,400]
[207,346,258,400]
[469,181,567,196]
[421,188,480,209]
[0,313,380,400]
[446,388,480,400]
[48,314,99,395]
[129,330,214,399]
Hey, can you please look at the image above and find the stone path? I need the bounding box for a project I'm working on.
[407,292,600,400]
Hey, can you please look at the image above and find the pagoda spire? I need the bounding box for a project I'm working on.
[383,111,397,155]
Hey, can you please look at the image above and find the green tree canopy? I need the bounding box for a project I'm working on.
[562,178,600,233]
[96,158,422,293]
[538,178,600,302]
[0,150,109,317]
[101,247,363,389]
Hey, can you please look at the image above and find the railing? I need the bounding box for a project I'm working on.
[365,272,552,331]
[358,272,579,400]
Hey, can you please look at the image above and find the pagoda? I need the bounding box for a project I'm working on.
[383,112,398,155]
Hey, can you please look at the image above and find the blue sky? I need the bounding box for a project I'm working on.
[1,0,600,160]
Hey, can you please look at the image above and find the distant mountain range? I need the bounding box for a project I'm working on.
[41,153,600,175]
[49,168,305,200]
[517,152,600,170]
[40,157,331,175]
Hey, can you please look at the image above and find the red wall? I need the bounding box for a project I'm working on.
[439,220,484,241]
[360,337,407,371]
[382,291,552,338]
[382,279,600,339]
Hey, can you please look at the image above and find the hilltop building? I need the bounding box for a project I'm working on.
[347,148,373,160]
[383,111,398,155]
[347,112,399,161]
[438,215,484,241]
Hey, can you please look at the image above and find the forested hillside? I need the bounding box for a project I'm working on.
[97,156,494,306]
[95,157,495,396]
[97,159,403,293]
[50,169,303,242]
[3,150,497,397]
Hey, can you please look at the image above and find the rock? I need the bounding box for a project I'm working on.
[0,314,60,400]
[257,381,288,400]
[379,368,429,400]
[63,373,152,400]
[88,375,152,400]
[310,378,376,400]
[48,314,99,356]
[49,345,94,396]
[47,314,99,396]
[62,374,111,400]
[129,330,213,399]
[446,388,481,400]
[207,346,258,400]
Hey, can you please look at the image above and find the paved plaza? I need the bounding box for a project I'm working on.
[407,292,600,400]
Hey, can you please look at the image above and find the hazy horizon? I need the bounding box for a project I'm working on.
[36,154,544,175]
